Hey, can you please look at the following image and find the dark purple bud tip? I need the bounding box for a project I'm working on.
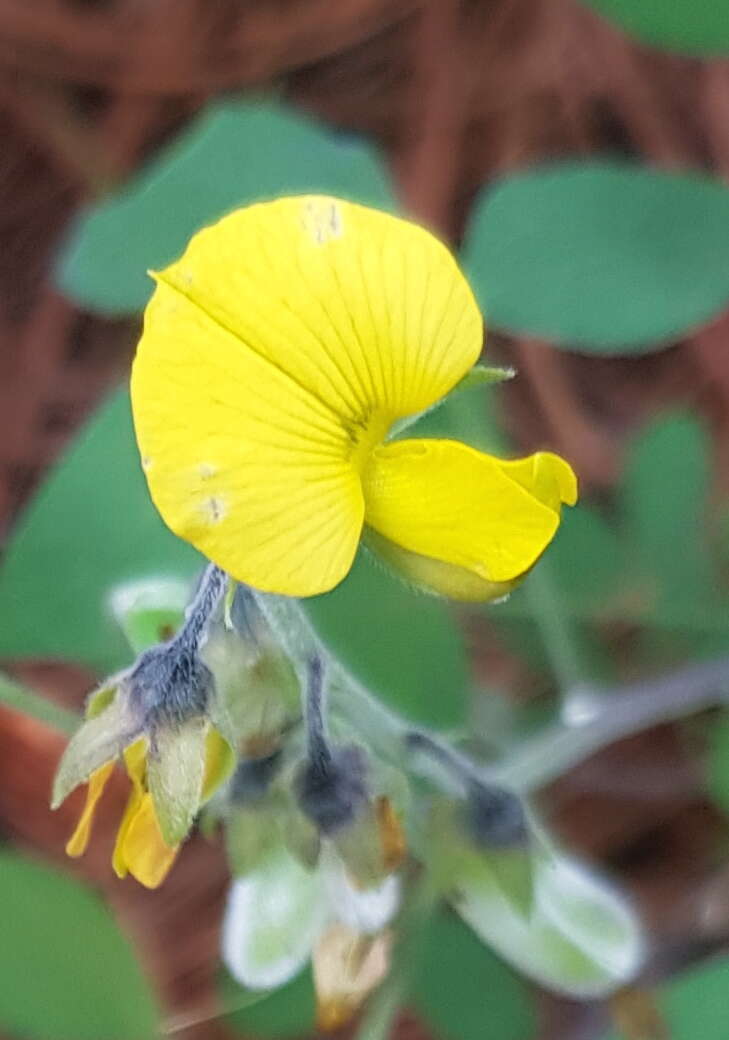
[295,743,369,835]
[464,782,529,849]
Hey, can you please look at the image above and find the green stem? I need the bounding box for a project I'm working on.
[524,563,584,692]
[496,655,729,791]
[252,589,729,800]
[0,673,79,734]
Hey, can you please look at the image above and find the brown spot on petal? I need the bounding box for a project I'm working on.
[376,796,407,872]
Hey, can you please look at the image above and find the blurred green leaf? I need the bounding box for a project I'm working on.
[605,955,729,1039]
[223,966,316,1038]
[546,507,623,615]
[620,412,713,608]
[0,390,201,674]
[463,161,729,353]
[412,909,536,1040]
[58,99,394,315]
[304,548,468,728]
[580,0,729,56]
[0,850,158,1040]
[492,506,623,623]
[0,672,78,733]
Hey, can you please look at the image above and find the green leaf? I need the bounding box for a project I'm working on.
[58,99,394,315]
[303,548,468,728]
[0,672,78,733]
[0,389,201,674]
[412,909,536,1040]
[546,506,623,616]
[223,967,316,1039]
[463,161,729,353]
[0,850,158,1040]
[604,955,729,1039]
[619,412,712,608]
[580,0,729,56]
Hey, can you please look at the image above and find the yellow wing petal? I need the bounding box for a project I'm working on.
[157,196,483,423]
[132,280,363,596]
[363,439,573,584]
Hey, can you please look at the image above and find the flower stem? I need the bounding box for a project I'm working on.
[250,587,729,800]
[524,562,585,693]
[496,655,729,791]
[178,563,227,650]
[405,730,487,793]
[303,654,332,773]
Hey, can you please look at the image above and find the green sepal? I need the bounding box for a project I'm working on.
[146,716,208,844]
[202,625,300,754]
[52,687,141,808]
[453,364,516,391]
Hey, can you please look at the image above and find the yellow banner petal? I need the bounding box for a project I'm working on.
[132,281,363,596]
[363,439,571,584]
[132,197,483,596]
[157,196,482,422]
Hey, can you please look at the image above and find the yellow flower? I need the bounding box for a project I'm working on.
[54,676,234,889]
[132,196,576,599]
[66,741,176,889]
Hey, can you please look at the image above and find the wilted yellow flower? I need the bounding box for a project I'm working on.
[66,738,177,889]
[132,196,576,599]
[53,625,234,889]
[61,718,231,889]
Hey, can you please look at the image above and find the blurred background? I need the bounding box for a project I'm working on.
[4,1,729,1039]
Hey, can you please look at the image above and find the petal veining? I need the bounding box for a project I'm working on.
[132,282,363,596]
[157,196,483,422]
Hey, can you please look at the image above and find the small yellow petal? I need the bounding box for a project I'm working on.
[112,785,144,878]
[120,793,179,889]
[123,738,149,790]
[201,727,235,802]
[65,762,115,858]
[112,738,149,878]
[364,439,570,584]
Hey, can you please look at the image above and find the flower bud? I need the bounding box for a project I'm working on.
[295,743,369,836]
[463,781,529,849]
